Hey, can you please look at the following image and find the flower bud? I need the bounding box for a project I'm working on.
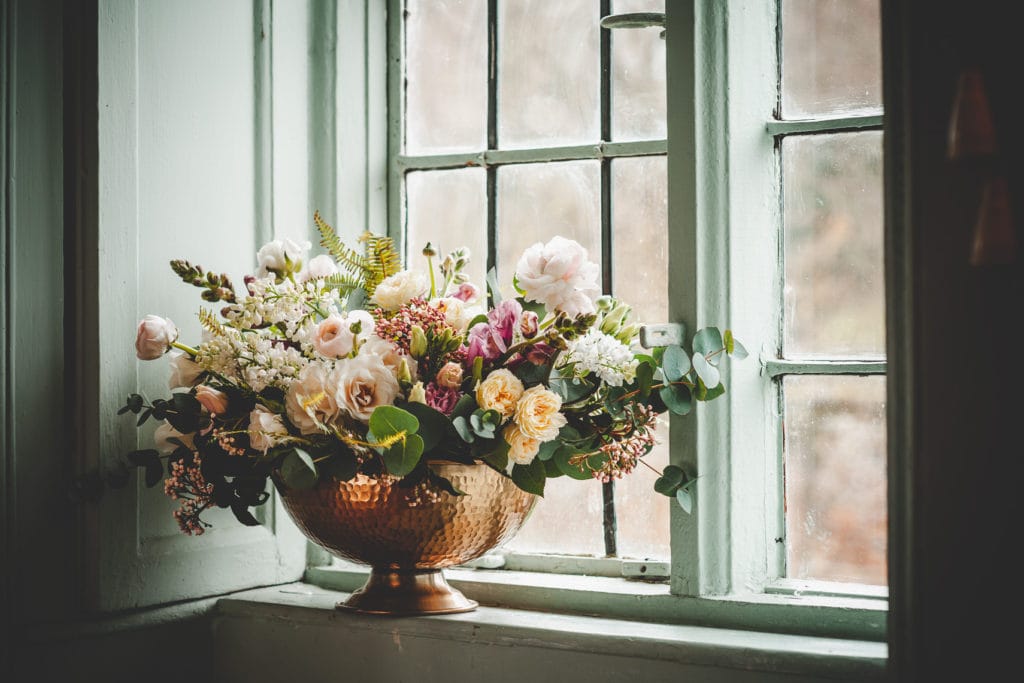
[135,315,178,360]
[397,357,414,387]
[409,325,428,358]
[422,242,437,258]
[408,381,427,404]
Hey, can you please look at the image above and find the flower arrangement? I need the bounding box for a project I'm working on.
[119,213,746,535]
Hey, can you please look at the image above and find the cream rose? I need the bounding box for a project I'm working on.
[135,315,178,360]
[370,270,429,310]
[154,422,194,455]
[504,424,541,466]
[167,351,203,389]
[513,385,566,441]
[475,369,524,419]
[248,405,289,453]
[433,297,475,332]
[285,363,342,434]
[313,310,375,359]
[334,353,401,422]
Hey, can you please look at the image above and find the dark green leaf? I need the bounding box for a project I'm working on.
[230,503,261,526]
[382,433,424,477]
[635,361,655,399]
[481,440,509,471]
[144,458,164,488]
[126,448,160,466]
[659,383,692,416]
[453,416,475,443]
[699,381,726,402]
[171,391,202,414]
[278,448,319,490]
[537,439,561,462]
[554,445,592,480]
[127,394,144,413]
[511,458,546,496]
[322,448,360,481]
[466,313,489,331]
[512,360,551,385]
[661,345,691,382]
[234,474,270,506]
[654,464,687,496]
[136,408,153,426]
[549,372,597,404]
[402,402,450,452]
[543,458,565,478]
[451,393,478,419]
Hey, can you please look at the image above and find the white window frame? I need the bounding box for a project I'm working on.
[307,0,889,642]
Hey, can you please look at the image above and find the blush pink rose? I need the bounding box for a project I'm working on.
[514,236,600,318]
[135,315,178,360]
[194,385,229,415]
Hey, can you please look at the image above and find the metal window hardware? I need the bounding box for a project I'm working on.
[600,12,666,39]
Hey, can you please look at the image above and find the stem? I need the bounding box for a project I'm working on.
[171,341,199,356]
[427,254,437,299]
[638,458,663,477]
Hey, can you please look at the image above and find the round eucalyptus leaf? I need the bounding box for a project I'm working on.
[661,345,691,382]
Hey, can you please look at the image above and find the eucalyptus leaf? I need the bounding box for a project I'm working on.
[230,502,261,526]
[453,416,475,443]
[692,351,721,388]
[382,433,425,477]
[369,405,419,441]
[451,393,478,419]
[659,383,692,416]
[675,487,693,514]
[402,402,450,452]
[654,464,686,496]
[729,336,749,360]
[693,326,724,359]
[635,361,655,399]
[661,345,691,382]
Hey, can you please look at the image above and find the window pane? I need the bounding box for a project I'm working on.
[504,479,606,557]
[781,0,882,118]
[611,155,669,560]
[783,375,887,585]
[405,0,487,154]
[406,168,488,291]
[783,131,885,358]
[496,160,602,300]
[498,0,600,148]
[611,0,666,141]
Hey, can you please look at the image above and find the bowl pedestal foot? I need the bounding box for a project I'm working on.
[336,567,478,615]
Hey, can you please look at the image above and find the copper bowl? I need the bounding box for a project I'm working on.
[274,461,537,615]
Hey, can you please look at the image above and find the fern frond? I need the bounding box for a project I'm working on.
[359,233,402,296]
[197,308,230,337]
[322,272,364,293]
[314,211,370,279]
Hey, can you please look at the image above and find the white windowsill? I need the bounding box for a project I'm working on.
[216,582,887,681]
[305,564,888,643]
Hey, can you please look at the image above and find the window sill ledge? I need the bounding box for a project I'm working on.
[215,582,887,681]
[306,564,888,643]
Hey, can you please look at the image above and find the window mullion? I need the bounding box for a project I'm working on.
[395,139,668,172]
[764,359,887,378]
[767,113,884,137]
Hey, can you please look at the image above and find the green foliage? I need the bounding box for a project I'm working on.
[278,448,318,490]
[511,458,546,496]
[169,259,236,303]
[314,211,401,297]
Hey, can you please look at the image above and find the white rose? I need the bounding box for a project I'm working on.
[301,254,339,281]
[334,353,400,422]
[514,236,601,318]
[256,237,311,277]
[285,362,341,434]
[135,315,178,360]
[313,310,375,359]
[248,405,289,453]
[369,270,429,310]
[432,297,478,332]
[154,422,194,456]
[168,351,203,389]
[360,334,417,380]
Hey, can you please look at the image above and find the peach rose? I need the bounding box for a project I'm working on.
[475,369,524,420]
[513,385,566,441]
[504,424,541,466]
[313,310,374,359]
[436,361,463,390]
[195,385,229,415]
[334,353,400,422]
[285,363,341,434]
[248,405,289,453]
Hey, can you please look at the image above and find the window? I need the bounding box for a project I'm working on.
[351,0,889,624]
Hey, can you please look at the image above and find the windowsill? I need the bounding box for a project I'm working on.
[306,564,888,643]
[216,581,888,681]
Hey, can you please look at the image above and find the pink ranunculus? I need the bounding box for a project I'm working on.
[195,385,230,415]
[487,299,523,345]
[452,282,481,303]
[525,341,557,365]
[135,315,178,360]
[313,310,374,359]
[519,310,539,338]
[514,236,601,318]
[466,322,506,364]
[425,382,461,416]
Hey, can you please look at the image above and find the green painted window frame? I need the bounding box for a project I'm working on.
[307,0,889,641]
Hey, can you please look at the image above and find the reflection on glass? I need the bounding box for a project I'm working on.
[496,161,602,300]
[406,0,487,154]
[612,155,670,560]
[783,132,884,358]
[406,169,487,291]
[783,375,887,585]
[499,0,600,147]
[611,0,666,141]
[781,0,882,118]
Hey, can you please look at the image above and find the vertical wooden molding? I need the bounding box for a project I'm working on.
[386,0,404,251]
[1,0,15,672]
[308,0,337,231]
[254,0,273,247]
[365,0,388,235]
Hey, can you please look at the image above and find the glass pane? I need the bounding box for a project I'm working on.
[783,132,885,358]
[611,0,666,141]
[611,155,669,560]
[496,160,602,301]
[406,168,488,291]
[499,0,600,148]
[783,375,887,585]
[505,479,606,556]
[781,0,882,118]
[405,0,487,154]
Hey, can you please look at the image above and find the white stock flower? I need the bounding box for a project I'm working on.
[256,237,311,277]
[369,270,429,310]
[514,236,600,318]
[248,405,289,453]
[558,330,639,387]
[333,353,400,422]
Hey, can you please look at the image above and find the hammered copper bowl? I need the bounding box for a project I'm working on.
[274,461,537,616]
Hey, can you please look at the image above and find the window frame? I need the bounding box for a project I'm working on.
[304,0,890,639]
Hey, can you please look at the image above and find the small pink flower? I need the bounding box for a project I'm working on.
[488,299,523,345]
[452,282,481,303]
[520,310,539,338]
[195,385,229,415]
[135,315,178,360]
[466,322,506,363]
[435,361,463,389]
[426,383,461,416]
